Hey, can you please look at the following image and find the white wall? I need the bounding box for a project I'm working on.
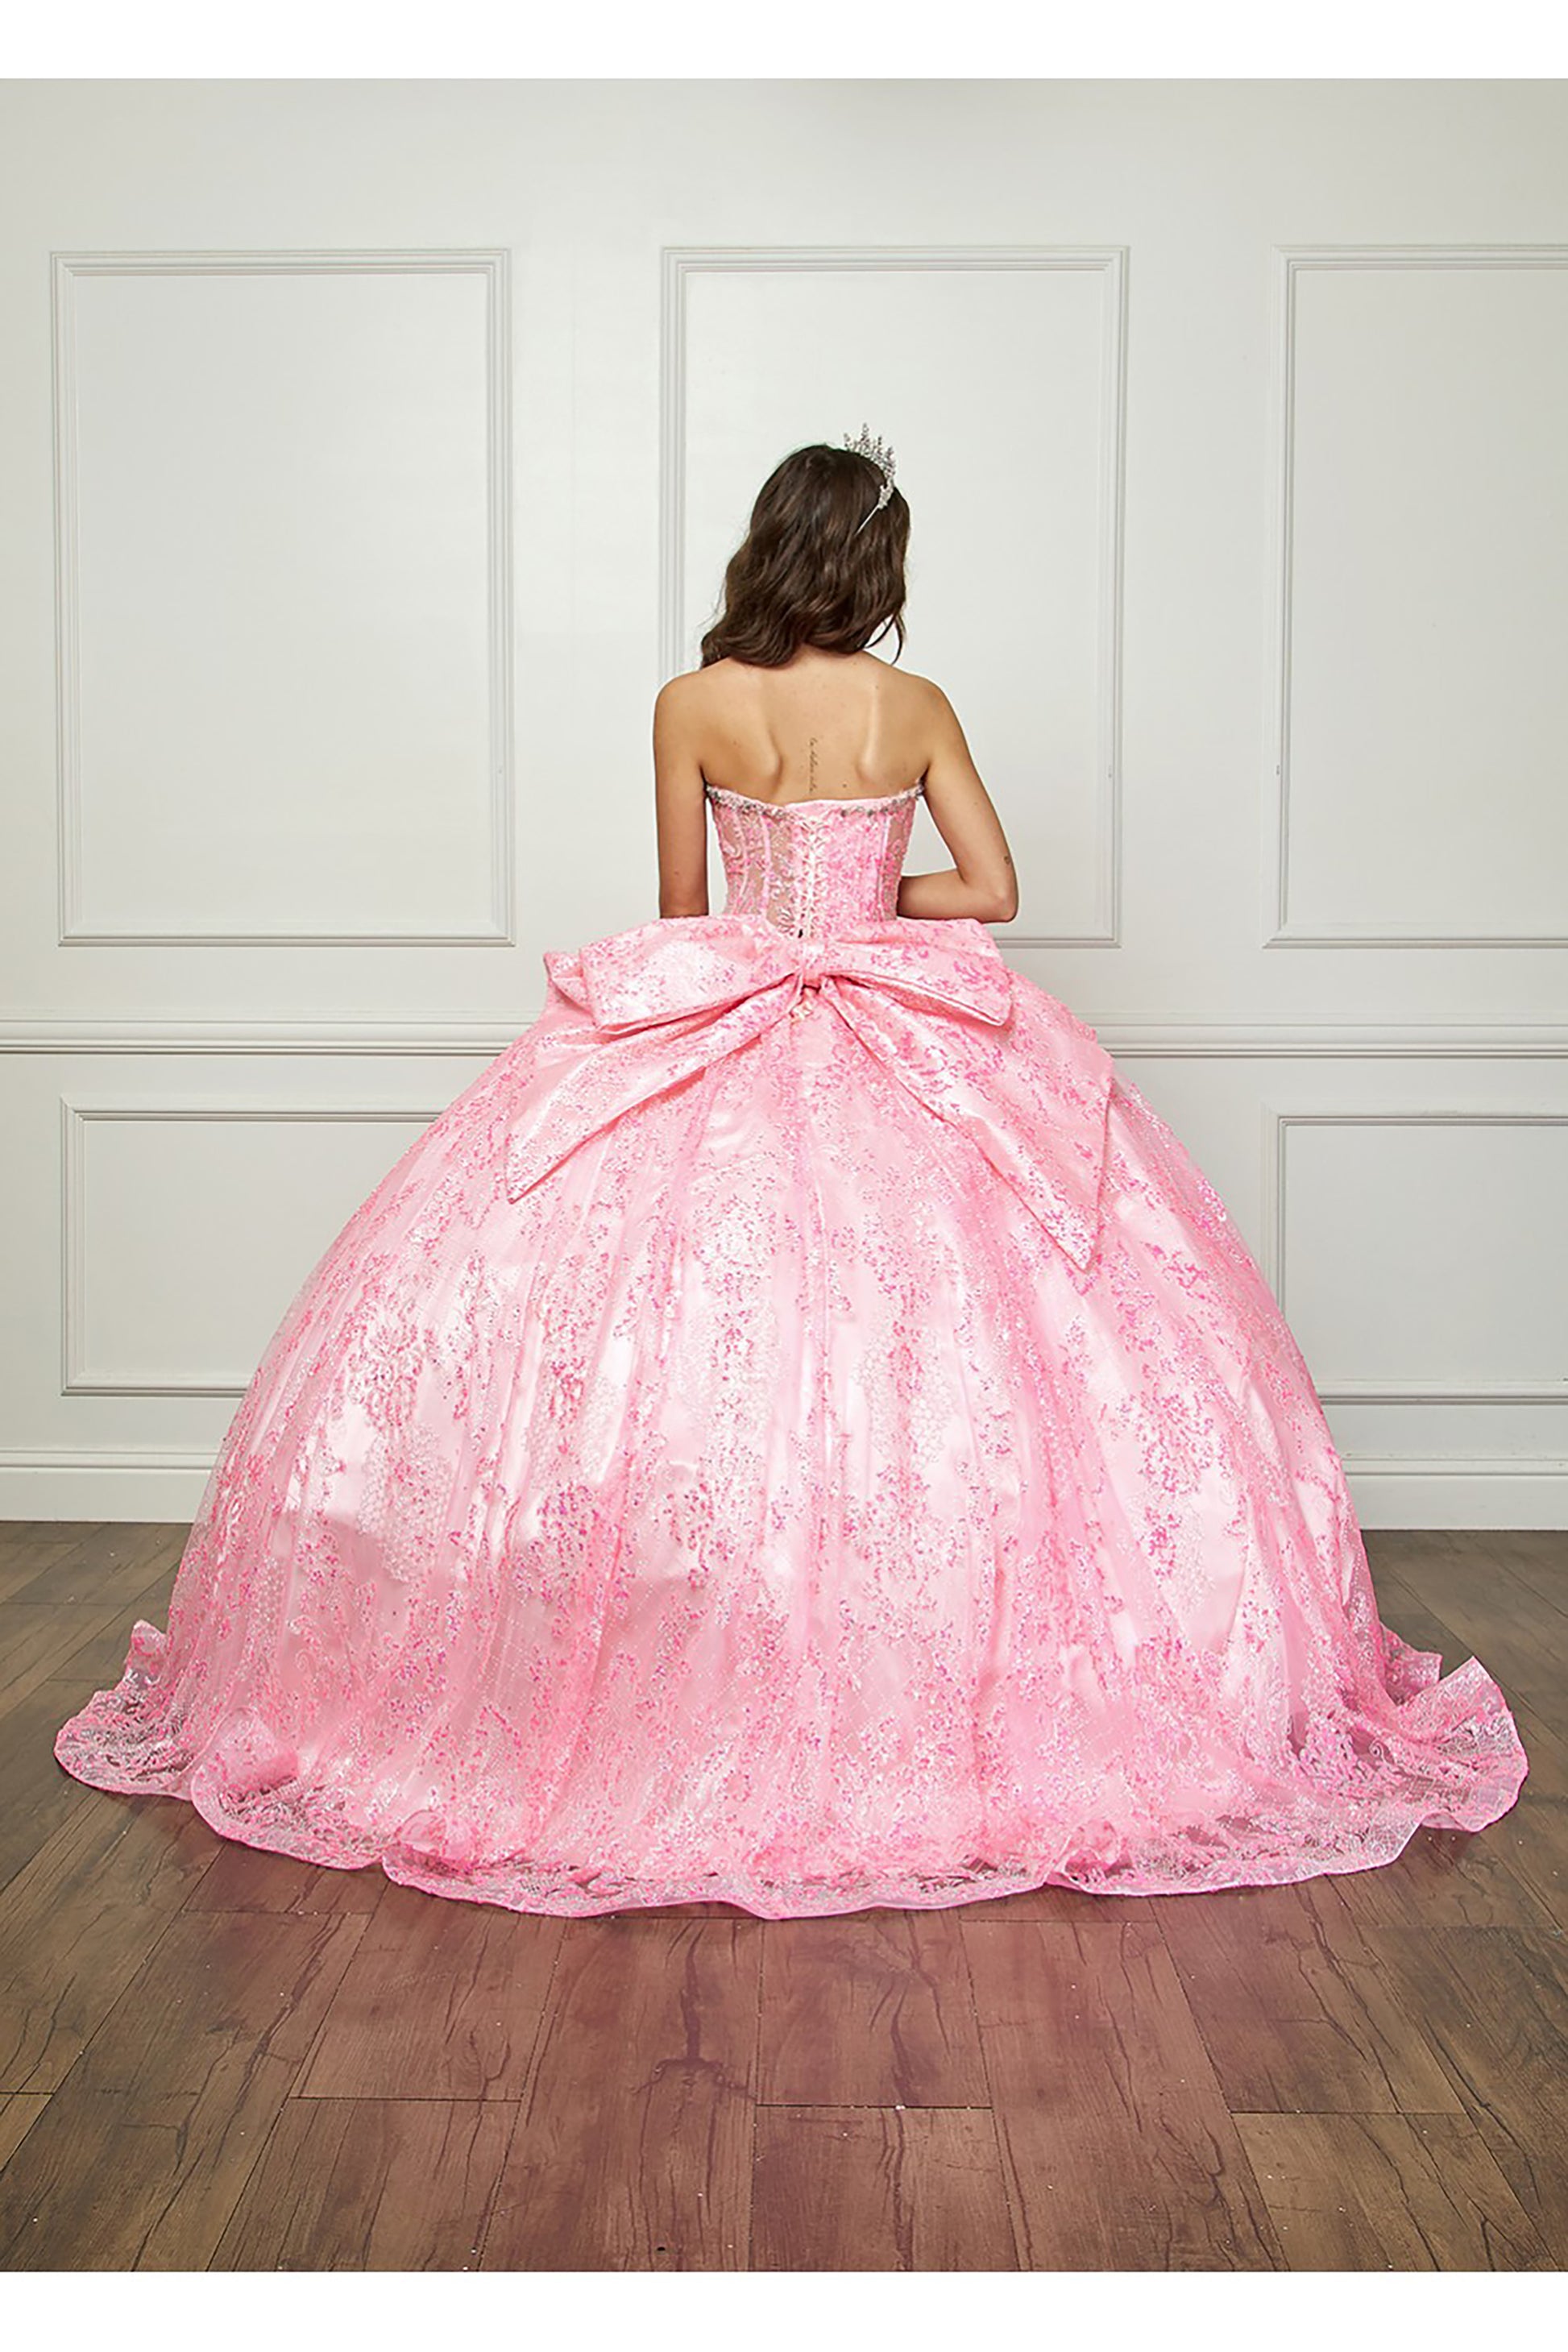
[1,79,1564,1525]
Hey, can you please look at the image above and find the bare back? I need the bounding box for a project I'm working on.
[653,649,1019,924]
[682,650,932,806]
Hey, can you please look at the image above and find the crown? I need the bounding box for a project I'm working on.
[843,423,896,531]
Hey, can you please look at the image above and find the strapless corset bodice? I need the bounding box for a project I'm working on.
[706,781,923,936]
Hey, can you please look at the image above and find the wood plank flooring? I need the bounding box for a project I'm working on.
[0,1519,1562,2271]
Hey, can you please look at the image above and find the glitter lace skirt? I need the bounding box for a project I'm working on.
[53,912,1528,1916]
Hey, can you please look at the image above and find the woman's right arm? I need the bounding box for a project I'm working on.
[652,674,711,919]
[896,683,1019,924]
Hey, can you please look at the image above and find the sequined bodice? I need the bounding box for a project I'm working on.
[705,782,922,937]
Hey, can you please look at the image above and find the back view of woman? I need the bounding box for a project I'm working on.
[55,434,1526,1916]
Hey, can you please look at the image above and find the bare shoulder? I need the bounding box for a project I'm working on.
[886,663,964,738]
[653,663,711,713]
[654,660,740,732]
[653,667,712,759]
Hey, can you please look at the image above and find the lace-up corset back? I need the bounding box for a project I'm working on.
[705,782,923,937]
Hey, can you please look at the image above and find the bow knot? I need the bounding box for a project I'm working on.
[792,936,831,989]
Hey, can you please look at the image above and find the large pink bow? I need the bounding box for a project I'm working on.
[504,914,1115,1271]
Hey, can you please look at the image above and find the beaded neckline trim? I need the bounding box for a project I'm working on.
[704,782,923,814]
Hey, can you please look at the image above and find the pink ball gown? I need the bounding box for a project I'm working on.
[55,780,1528,1916]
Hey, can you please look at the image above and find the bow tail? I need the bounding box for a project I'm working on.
[829,985,1117,1273]
[504,985,791,1204]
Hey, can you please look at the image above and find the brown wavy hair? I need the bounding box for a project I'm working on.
[699,442,911,669]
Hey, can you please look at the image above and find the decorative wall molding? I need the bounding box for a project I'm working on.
[0,1446,222,1473]
[1343,1455,1568,1479]
[1104,1024,1568,1060]
[1263,243,1568,950]
[2,1017,523,1054]
[659,243,1128,950]
[60,1097,443,1396]
[1264,1107,1568,1404]
[51,247,516,946]
[6,1016,1568,1057]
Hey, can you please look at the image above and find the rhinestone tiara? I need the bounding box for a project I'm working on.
[843,423,896,533]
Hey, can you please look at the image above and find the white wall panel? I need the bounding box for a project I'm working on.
[1271,1112,1568,1403]
[60,1101,438,1395]
[57,251,510,942]
[1272,251,1568,945]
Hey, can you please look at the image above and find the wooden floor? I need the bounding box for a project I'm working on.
[0,1520,1563,2271]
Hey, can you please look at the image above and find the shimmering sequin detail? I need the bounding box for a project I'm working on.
[54,786,1528,1918]
[703,781,922,937]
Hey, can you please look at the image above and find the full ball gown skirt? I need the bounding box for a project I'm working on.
[55,782,1528,1916]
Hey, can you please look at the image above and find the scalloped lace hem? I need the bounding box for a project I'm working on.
[52,1727,1529,1921]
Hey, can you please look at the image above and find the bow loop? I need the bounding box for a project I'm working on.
[569,916,1014,1036]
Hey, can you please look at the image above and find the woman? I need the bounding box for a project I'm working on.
[55,433,1528,1917]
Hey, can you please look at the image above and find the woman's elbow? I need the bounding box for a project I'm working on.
[981,877,1018,924]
